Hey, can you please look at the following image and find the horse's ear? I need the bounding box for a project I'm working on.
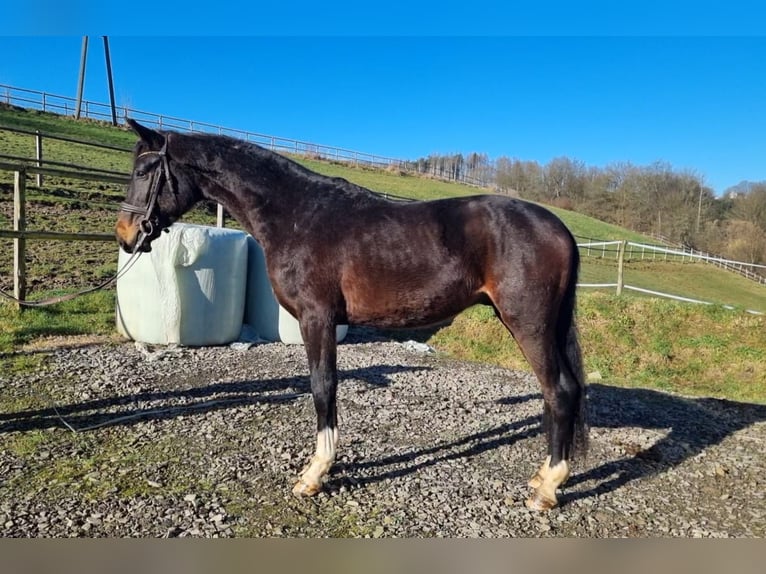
[126,118,165,150]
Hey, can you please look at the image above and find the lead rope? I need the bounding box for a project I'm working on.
[0,242,145,307]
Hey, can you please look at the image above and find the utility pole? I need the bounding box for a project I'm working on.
[103,36,118,125]
[74,36,89,119]
[74,36,118,124]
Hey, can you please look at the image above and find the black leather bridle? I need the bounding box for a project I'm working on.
[120,135,175,244]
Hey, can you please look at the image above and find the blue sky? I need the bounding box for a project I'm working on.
[2,11,765,195]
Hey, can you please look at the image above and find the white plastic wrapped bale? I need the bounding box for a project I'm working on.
[244,235,348,345]
[116,223,249,346]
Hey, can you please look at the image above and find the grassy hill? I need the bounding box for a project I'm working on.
[1,105,764,403]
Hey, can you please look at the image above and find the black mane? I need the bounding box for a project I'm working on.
[180,131,386,205]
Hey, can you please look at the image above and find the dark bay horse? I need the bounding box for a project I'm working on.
[116,119,588,510]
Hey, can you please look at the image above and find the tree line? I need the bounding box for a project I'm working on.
[415,152,766,274]
[409,152,494,186]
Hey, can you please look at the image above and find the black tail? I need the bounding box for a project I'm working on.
[557,241,589,460]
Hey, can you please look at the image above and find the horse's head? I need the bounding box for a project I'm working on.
[116,119,196,253]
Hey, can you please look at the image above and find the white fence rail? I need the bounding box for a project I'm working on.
[577,237,766,285]
[0,83,490,187]
[576,239,764,315]
[578,236,766,285]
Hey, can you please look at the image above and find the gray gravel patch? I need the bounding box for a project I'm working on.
[1,328,764,537]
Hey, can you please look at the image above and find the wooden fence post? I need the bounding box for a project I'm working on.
[616,240,626,296]
[13,170,27,309]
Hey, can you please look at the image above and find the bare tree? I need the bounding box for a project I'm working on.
[542,157,586,203]
[495,157,543,198]
[731,184,766,232]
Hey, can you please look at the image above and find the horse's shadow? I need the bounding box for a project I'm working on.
[332,397,543,488]
[333,383,766,505]
[562,384,766,503]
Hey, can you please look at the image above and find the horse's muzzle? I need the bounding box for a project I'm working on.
[116,214,154,254]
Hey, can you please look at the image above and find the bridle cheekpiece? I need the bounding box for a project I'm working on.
[120,135,175,243]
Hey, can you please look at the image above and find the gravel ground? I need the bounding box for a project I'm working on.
[1,328,765,538]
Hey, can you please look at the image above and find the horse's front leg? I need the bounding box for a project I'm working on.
[292,314,339,497]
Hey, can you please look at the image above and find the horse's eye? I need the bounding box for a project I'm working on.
[136,169,146,178]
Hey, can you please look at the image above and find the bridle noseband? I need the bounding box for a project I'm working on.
[120,136,176,244]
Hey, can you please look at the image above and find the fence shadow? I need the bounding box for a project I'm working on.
[0,364,429,433]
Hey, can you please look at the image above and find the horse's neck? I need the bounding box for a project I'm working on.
[188,147,313,245]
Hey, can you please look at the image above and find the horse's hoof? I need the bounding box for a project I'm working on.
[292,479,322,497]
[528,473,543,489]
[524,492,558,511]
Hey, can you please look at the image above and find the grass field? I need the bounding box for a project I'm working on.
[1,105,764,403]
[429,294,765,404]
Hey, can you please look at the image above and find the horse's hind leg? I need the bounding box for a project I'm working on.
[292,313,340,497]
[526,372,580,510]
[494,307,579,510]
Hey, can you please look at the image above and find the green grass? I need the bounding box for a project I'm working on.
[578,259,766,314]
[0,289,115,360]
[429,292,766,404]
[1,426,223,502]
[0,105,136,148]
[298,157,480,201]
[0,290,113,345]
[2,105,765,404]
[546,205,655,242]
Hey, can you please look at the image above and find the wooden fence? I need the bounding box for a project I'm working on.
[0,163,124,306]
[0,125,134,303]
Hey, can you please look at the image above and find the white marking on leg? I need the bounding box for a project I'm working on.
[526,459,570,510]
[293,426,339,496]
[528,455,551,489]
